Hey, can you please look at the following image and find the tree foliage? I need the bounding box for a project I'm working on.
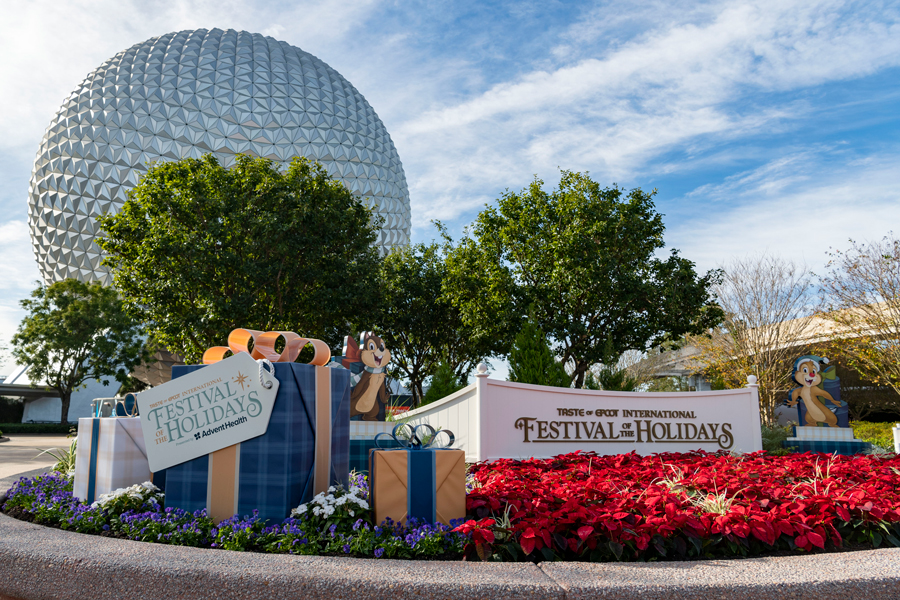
[11,279,149,424]
[819,235,900,403]
[379,240,490,404]
[507,317,570,388]
[443,170,723,387]
[421,360,467,406]
[692,255,814,425]
[97,154,383,363]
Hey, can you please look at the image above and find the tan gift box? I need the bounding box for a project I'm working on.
[369,447,466,526]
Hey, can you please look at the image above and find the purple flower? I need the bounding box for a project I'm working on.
[343,544,351,553]
[374,548,384,558]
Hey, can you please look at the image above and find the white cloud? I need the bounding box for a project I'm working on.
[0,220,40,346]
[397,0,900,226]
[668,150,900,274]
[0,0,382,157]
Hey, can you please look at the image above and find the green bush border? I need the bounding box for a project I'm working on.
[853,421,898,451]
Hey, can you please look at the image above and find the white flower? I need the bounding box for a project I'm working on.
[312,506,323,516]
[349,509,354,517]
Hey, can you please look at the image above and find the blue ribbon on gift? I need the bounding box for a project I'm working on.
[115,394,139,417]
[374,423,455,450]
[86,418,101,502]
[374,424,455,524]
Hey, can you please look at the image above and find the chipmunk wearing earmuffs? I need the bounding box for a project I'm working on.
[349,332,391,421]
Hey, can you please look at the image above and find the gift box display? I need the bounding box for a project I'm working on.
[369,424,465,526]
[73,416,152,504]
[161,360,351,523]
[349,421,399,475]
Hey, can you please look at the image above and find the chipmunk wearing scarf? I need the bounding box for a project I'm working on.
[786,355,842,426]
[349,332,391,421]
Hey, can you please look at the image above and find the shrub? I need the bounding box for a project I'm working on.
[422,361,466,405]
[508,317,570,388]
[761,424,795,456]
[852,421,897,451]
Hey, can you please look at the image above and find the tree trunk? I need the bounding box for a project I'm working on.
[573,364,586,389]
[59,390,71,425]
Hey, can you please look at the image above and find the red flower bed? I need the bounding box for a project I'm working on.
[457,451,900,562]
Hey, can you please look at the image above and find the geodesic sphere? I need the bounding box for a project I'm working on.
[28,28,410,285]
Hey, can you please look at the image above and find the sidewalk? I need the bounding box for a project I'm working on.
[0,434,72,491]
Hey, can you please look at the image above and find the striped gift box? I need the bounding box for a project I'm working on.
[73,417,151,503]
[349,421,396,440]
[162,362,350,523]
[791,426,856,441]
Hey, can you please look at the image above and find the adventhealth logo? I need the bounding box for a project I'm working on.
[195,416,248,441]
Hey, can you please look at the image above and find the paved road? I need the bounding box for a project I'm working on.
[0,434,72,492]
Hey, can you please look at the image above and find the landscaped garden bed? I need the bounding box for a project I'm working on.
[3,450,900,562]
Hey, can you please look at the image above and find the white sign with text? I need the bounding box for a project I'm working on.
[402,378,764,462]
[135,353,280,472]
[485,381,764,459]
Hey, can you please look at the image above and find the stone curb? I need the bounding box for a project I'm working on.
[1,512,900,600]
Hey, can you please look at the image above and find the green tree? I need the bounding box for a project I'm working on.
[421,360,466,405]
[508,317,570,387]
[591,365,639,391]
[379,239,492,404]
[11,279,149,424]
[97,154,383,362]
[443,170,724,388]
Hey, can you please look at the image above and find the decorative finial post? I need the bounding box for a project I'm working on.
[746,375,758,387]
[475,363,489,378]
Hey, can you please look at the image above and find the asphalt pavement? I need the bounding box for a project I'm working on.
[0,434,72,492]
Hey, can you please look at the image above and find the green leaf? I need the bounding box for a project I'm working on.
[95,154,383,363]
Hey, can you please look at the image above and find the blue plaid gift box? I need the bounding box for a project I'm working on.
[783,440,871,455]
[161,362,350,523]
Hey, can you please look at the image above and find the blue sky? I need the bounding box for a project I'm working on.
[1,0,899,357]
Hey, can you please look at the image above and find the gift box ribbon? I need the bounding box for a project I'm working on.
[202,328,331,366]
[199,329,336,522]
[374,423,456,524]
[375,423,455,450]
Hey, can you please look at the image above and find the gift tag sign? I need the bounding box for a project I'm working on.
[135,352,280,472]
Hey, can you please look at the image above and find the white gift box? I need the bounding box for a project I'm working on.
[791,426,856,441]
[73,417,151,504]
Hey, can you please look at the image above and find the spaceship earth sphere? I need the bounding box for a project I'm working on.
[28,28,411,285]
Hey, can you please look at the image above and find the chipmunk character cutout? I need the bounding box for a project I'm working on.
[349,332,391,421]
[786,355,843,427]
